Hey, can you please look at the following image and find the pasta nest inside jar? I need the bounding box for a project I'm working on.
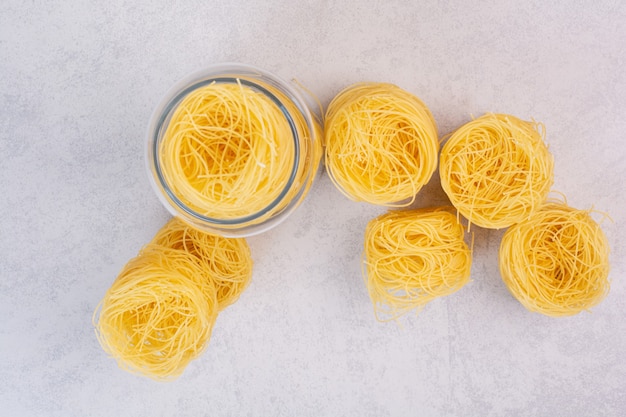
[363,207,472,320]
[440,113,554,229]
[499,202,610,317]
[159,80,305,220]
[324,83,439,206]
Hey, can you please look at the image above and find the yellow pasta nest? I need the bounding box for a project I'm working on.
[94,251,218,380]
[363,208,472,320]
[440,113,554,229]
[158,80,321,222]
[499,203,610,317]
[324,83,439,206]
[94,218,253,380]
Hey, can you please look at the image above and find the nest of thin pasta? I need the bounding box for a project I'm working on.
[325,83,439,206]
[94,218,253,380]
[440,113,554,229]
[499,202,610,317]
[363,207,472,320]
[159,80,320,221]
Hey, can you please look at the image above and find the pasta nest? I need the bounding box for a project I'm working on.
[94,218,253,379]
[499,203,610,317]
[440,113,554,229]
[363,207,472,320]
[325,83,439,206]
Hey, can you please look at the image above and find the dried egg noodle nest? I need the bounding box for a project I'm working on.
[363,207,472,320]
[440,113,554,229]
[499,202,610,317]
[159,80,320,221]
[324,83,439,206]
[94,250,218,380]
[94,218,253,380]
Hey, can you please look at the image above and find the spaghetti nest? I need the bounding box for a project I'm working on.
[440,113,554,229]
[159,80,313,220]
[499,202,610,317]
[363,207,472,320]
[94,250,218,380]
[324,83,439,206]
[94,218,253,380]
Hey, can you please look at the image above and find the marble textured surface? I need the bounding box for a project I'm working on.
[1,1,625,416]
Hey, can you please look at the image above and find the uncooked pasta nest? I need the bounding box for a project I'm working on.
[94,250,217,380]
[363,207,472,320]
[94,218,253,380]
[440,113,554,229]
[158,79,321,222]
[324,82,439,206]
[499,202,610,317]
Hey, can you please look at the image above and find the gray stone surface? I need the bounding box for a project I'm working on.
[1,1,625,416]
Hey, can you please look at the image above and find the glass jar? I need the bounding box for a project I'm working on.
[146,63,322,237]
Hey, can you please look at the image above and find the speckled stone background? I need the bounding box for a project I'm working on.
[1,1,625,416]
